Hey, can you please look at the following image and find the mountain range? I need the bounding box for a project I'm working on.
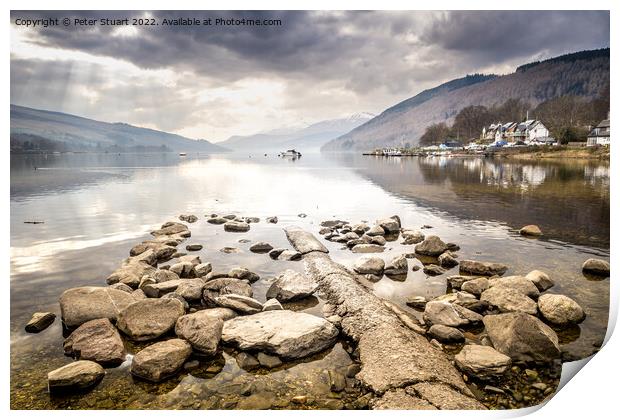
[10,105,227,153]
[322,48,610,151]
[218,113,375,152]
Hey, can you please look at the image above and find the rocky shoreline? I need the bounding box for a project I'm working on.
[23,213,610,410]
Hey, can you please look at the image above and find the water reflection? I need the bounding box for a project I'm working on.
[330,154,610,249]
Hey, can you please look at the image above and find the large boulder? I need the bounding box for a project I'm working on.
[63,318,125,366]
[266,269,318,302]
[480,286,538,315]
[487,276,540,299]
[175,311,224,355]
[454,344,511,380]
[59,287,137,328]
[423,301,482,327]
[131,339,192,382]
[414,235,448,257]
[538,294,586,325]
[48,361,105,391]
[169,261,195,278]
[116,298,185,341]
[222,310,338,359]
[353,256,385,276]
[459,260,508,277]
[203,278,253,305]
[25,312,56,333]
[214,294,263,314]
[461,278,489,297]
[582,258,610,276]
[384,255,408,276]
[525,270,554,292]
[483,312,561,362]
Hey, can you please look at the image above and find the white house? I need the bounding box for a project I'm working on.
[587,119,610,146]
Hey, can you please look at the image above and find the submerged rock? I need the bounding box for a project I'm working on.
[454,344,511,380]
[25,312,56,333]
[266,269,318,302]
[48,361,105,392]
[179,214,198,223]
[224,221,251,232]
[116,298,185,341]
[483,312,561,362]
[59,287,136,328]
[249,242,274,253]
[236,352,260,370]
[401,230,425,245]
[519,225,542,237]
[277,250,302,261]
[214,294,263,314]
[151,221,190,238]
[63,318,125,366]
[185,244,203,251]
[582,258,610,276]
[366,225,385,237]
[285,226,329,254]
[222,310,338,359]
[257,352,283,368]
[480,286,538,315]
[537,294,585,325]
[353,256,385,276]
[266,216,279,224]
[175,311,224,355]
[423,264,445,276]
[459,260,508,277]
[131,339,192,382]
[207,217,228,225]
[351,244,385,253]
[438,252,459,268]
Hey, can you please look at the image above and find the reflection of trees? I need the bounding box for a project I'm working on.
[350,155,609,248]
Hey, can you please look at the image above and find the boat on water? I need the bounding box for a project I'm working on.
[279,149,302,158]
[179,152,187,156]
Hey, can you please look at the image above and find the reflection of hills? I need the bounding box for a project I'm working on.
[340,155,609,248]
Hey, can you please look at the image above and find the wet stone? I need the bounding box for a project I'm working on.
[25,312,56,333]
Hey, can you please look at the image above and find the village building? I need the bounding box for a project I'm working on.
[482,119,551,144]
[587,119,610,146]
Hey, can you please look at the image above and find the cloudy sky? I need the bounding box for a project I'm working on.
[10,10,609,142]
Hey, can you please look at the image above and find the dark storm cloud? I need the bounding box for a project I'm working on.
[422,11,609,60]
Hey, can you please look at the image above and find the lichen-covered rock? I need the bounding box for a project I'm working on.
[222,310,338,359]
[175,311,224,355]
[116,298,185,341]
[483,312,561,362]
[130,339,192,382]
[454,344,511,380]
[63,318,125,366]
[538,294,585,325]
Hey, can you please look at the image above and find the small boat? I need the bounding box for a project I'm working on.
[179,152,187,156]
[279,149,302,158]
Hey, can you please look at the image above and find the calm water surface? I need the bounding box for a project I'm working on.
[10,152,610,409]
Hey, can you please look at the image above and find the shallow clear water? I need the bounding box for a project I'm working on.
[10,152,609,409]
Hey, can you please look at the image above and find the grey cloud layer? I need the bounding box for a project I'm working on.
[10,10,610,137]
